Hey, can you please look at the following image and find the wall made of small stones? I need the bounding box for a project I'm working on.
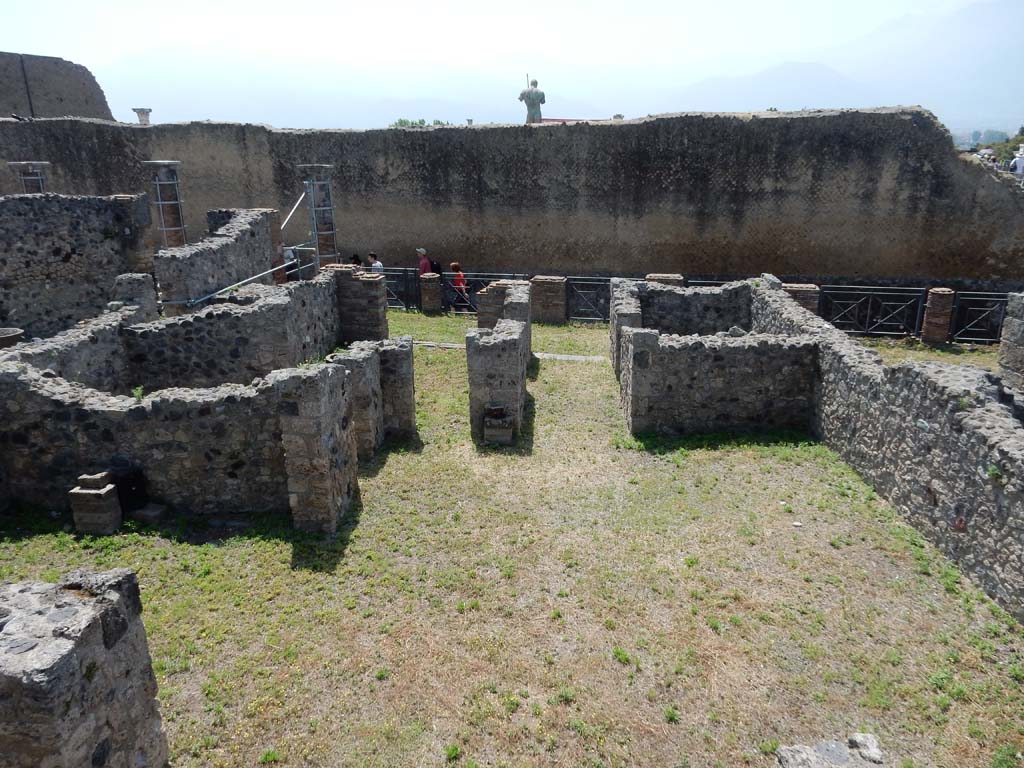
[377,336,416,436]
[998,293,1024,388]
[619,328,817,435]
[0,193,149,337]
[639,280,752,336]
[751,281,1024,619]
[0,569,167,768]
[121,271,341,391]
[0,361,288,513]
[0,305,143,392]
[152,208,278,312]
[467,319,531,442]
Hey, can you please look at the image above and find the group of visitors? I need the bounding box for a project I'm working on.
[347,247,469,302]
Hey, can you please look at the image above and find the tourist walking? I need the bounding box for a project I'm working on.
[417,247,432,275]
[368,252,384,273]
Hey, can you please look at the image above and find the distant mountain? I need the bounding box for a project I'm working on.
[669,61,881,113]
[659,0,1021,132]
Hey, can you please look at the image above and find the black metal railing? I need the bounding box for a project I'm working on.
[440,272,528,313]
[381,271,1014,343]
[951,291,1008,344]
[382,268,421,310]
[566,276,612,321]
[819,285,927,337]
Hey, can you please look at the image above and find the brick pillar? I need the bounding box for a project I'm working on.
[530,275,567,323]
[420,272,442,313]
[782,283,820,315]
[645,273,685,286]
[921,288,955,344]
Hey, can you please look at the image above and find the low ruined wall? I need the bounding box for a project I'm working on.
[153,208,278,313]
[641,280,752,335]
[0,52,113,119]
[0,305,143,392]
[122,272,341,390]
[0,193,149,337]
[3,109,1023,280]
[998,293,1024,388]
[377,336,416,437]
[0,569,167,768]
[619,328,816,435]
[751,282,1024,619]
[328,265,389,342]
[0,357,360,532]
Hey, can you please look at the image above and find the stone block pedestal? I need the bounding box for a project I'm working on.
[69,472,122,535]
[921,287,954,344]
[530,275,567,323]
[420,272,442,313]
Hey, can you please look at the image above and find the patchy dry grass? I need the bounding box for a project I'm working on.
[860,336,1000,371]
[2,316,1022,768]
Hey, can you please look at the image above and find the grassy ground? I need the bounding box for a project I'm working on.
[859,336,1000,371]
[387,311,610,357]
[2,317,1022,768]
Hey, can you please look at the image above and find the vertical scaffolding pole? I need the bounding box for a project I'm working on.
[7,161,50,193]
[142,160,187,247]
[296,164,338,272]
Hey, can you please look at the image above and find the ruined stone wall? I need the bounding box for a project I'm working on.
[0,569,167,768]
[121,271,341,391]
[329,265,389,343]
[0,305,143,392]
[0,52,113,120]
[640,281,752,336]
[3,109,1023,280]
[619,328,817,435]
[466,320,531,443]
[0,193,149,337]
[153,208,278,313]
[998,293,1024,388]
[751,282,1024,619]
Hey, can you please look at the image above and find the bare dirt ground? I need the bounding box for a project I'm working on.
[1,316,1021,768]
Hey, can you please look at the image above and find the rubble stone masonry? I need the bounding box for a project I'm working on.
[0,569,167,768]
[0,193,149,337]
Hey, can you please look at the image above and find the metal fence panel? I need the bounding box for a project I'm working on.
[382,268,420,310]
[951,292,1008,344]
[566,276,611,321]
[439,272,528,313]
[819,285,927,337]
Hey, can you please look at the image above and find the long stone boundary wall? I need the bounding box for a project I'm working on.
[2,109,1023,279]
[0,569,167,768]
[153,208,279,314]
[0,193,149,337]
[467,280,532,444]
[613,276,1024,619]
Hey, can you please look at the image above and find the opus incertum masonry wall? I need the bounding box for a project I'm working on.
[613,275,1024,621]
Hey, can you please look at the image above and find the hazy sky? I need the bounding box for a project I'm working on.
[1,0,1010,129]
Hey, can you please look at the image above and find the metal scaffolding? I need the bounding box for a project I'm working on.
[296,164,338,269]
[7,161,50,193]
[142,160,187,248]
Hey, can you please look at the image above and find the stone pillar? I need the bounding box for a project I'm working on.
[998,292,1024,388]
[69,472,122,535]
[475,282,508,329]
[782,283,820,315]
[645,273,685,287]
[325,345,384,460]
[420,272,442,313]
[0,569,168,768]
[530,275,567,323]
[921,287,955,344]
[270,364,359,535]
[377,336,417,437]
[132,107,152,125]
